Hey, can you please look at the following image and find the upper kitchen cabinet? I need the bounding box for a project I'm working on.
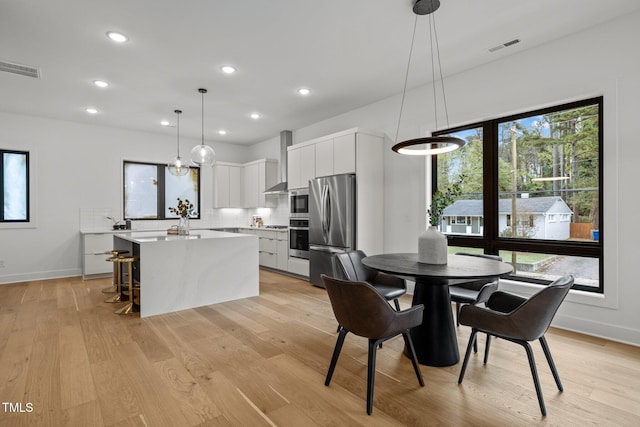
[287,143,315,189]
[242,159,277,208]
[288,128,383,186]
[213,162,242,208]
[315,133,356,177]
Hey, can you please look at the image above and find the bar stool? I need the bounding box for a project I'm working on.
[102,250,129,293]
[104,255,128,303]
[113,255,140,316]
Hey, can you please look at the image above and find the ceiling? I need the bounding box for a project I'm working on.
[2,0,640,146]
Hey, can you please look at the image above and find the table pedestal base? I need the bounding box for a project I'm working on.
[410,280,459,366]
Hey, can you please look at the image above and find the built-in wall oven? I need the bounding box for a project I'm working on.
[289,218,309,259]
[289,189,309,218]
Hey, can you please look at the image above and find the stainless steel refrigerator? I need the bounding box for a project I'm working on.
[309,174,356,288]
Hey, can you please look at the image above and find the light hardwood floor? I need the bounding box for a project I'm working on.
[1,270,639,426]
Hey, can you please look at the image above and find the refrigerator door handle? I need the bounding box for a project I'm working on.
[326,184,331,237]
[321,184,330,241]
[309,245,348,254]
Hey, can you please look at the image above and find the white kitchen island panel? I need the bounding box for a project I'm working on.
[114,230,258,318]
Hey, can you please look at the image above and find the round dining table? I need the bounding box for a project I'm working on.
[362,253,513,367]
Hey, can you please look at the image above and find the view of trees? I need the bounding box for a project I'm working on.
[437,103,600,229]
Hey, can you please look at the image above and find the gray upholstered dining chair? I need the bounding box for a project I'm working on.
[333,250,407,310]
[449,252,503,326]
[322,274,424,415]
[457,274,574,416]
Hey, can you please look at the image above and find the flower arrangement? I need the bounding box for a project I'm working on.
[427,175,464,227]
[169,198,195,219]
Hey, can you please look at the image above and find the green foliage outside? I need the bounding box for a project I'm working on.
[437,103,600,228]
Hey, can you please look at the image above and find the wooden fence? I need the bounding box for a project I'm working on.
[570,222,594,240]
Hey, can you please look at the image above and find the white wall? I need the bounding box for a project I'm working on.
[281,11,640,345]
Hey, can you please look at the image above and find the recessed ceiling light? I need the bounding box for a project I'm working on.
[85,107,98,114]
[220,65,236,74]
[297,88,311,96]
[218,130,227,135]
[250,112,261,119]
[106,31,128,43]
[93,80,109,88]
[160,120,170,126]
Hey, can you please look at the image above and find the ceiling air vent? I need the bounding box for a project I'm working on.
[0,60,41,79]
[488,38,521,53]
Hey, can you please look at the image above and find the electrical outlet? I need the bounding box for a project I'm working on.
[0,260,5,268]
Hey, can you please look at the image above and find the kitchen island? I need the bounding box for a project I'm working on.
[113,230,259,318]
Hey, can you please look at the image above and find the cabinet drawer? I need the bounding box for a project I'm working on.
[255,229,277,239]
[259,252,277,268]
[84,234,113,254]
[259,237,277,253]
[288,257,309,277]
[84,253,112,275]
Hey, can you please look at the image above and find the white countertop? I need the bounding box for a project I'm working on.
[113,229,255,243]
[80,226,288,235]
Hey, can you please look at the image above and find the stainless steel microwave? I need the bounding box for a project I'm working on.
[289,189,309,218]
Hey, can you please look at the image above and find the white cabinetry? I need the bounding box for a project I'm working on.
[276,231,288,271]
[82,233,113,278]
[242,159,277,208]
[213,162,242,208]
[240,228,288,271]
[315,133,356,177]
[214,159,277,208]
[287,144,316,189]
[287,128,384,255]
[287,257,309,277]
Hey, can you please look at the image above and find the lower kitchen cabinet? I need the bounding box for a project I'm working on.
[239,228,289,272]
[277,235,288,270]
[82,233,113,278]
[287,257,309,277]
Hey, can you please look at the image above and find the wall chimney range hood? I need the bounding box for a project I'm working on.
[263,130,292,194]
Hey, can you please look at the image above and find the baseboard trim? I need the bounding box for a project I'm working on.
[0,268,81,285]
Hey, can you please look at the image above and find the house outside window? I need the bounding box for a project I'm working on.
[433,97,602,292]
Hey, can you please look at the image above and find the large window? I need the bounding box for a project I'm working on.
[433,97,602,292]
[1,149,29,222]
[123,161,200,220]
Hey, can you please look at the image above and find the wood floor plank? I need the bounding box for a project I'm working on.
[20,336,62,427]
[90,358,141,426]
[112,342,195,427]
[152,357,222,424]
[62,400,105,427]
[195,370,276,427]
[59,323,97,409]
[0,329,35,405]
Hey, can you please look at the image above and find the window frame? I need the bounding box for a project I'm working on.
[1,149,30,223]
[122,160,201,221]
[432,96,603,293]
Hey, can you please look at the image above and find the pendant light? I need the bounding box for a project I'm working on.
[190,88,216,167]
[392,0,465,155]
[168,109,190,176]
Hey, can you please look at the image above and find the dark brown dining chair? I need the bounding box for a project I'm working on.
[457,274,574,416]
[449,252,503,326]
[333,250,406,310]
[321,274,424,415]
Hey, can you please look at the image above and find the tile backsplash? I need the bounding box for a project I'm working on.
[79,194,289,232]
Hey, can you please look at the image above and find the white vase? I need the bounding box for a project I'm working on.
[418,226,448,264]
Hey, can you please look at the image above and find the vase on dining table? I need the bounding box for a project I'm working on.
[418,226,448,264]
